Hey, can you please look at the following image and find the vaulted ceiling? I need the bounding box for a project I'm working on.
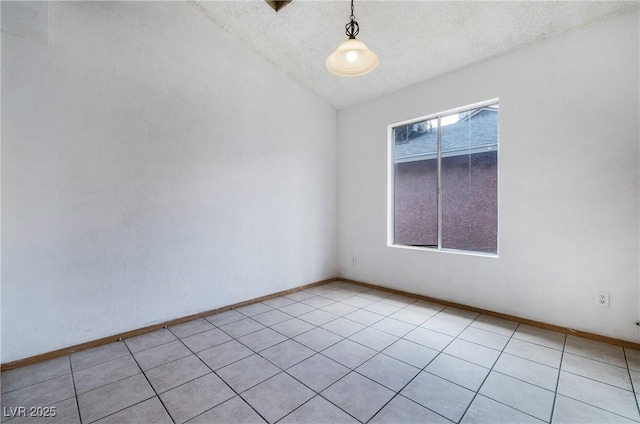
[192,1,639,109]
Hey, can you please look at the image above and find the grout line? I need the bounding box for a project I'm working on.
[161,326,270,424]
[454,319,521,423]
[624,348,640,418]
[168,324,271,423]
[362,304,477,423]
[121,338,176,424]
[559,369,637,392]
[0,370,74,396]
[276,393,362,424]
[548,332,567,423]
[260,286,407,422]
[68,355,83,424]
[553,394,640,423]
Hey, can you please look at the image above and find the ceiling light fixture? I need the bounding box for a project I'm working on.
[326,0,378,77]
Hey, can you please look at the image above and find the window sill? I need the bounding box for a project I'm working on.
[387,243,499,258]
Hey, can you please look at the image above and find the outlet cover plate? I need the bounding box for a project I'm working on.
[596,291,610,307]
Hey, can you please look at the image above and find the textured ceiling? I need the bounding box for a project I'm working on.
[192,1,639,109]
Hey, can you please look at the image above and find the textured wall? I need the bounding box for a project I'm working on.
[337,11,639,342]
[1,1,337,362]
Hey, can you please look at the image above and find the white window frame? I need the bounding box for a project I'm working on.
[387,98,499,257]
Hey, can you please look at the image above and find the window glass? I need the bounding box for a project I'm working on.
[390,101,498,254]
[394,118,438,246]
[441,106,498,252]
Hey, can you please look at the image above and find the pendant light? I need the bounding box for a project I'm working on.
[326,0,378,77]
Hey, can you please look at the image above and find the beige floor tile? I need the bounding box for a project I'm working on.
[280,395,359,424]
[401,372,475,422]
[461,395,543,424]
[469,314,518,337]
[1,374,75,411]
[278,302,315,317]
[1,356,70,394]
[300,296,337,309]
[237,328,287,352]
[434,307,479,326]
[426,354,489,391]
[73,355,140,394]
[340,295,376,308]
[557,371,639,421]
[70,342,130,371]
[565,336,626,368]
[513,325,566,351]
[259,340,314,370]
[124,329,177,353]
[320,302,358,316]
[370,395,452,424]
[181,328,232,352]
[322,339,376,369]
[197,340,253,370]
[133,340,192,371]
[493,353,559,391]
[443,339,500,368]
[370,317,416,337]
[356,353,420,391]
[321,317,366,338]
[383,339,439,369]
[8,397,80,424]
[390,309,431,326]
[294,327,342,352]
[169,319,215,339]
[145,355,210,393]
[480,371,555,421]
[503,338,562,368]
[236,303,273,317]
[77,374,154,423]
[187,396,266,424]
[404,327,454,351]
[287,354,349,392]
[552,395,637,424]
[298,309,339,326]
[216,354,280,393]
[94,397,172,424]
[218,318,265,338]
[362,302,402,316]
[242,373,315,423]
[349,327,398,352]
[322,372,395,423]
[458,326,510,350]
[251,309,291,326]
[344,309,385,326]
[270,317,315,338]
[205,310,245,327]
[562,352,632,390]
[160,373,235,423]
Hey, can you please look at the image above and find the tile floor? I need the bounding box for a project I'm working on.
[2,280,639,423]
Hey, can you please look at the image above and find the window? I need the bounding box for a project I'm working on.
[389,100,498,254]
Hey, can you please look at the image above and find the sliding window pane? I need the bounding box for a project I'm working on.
[393,118,438,247]
[440,105,498,253]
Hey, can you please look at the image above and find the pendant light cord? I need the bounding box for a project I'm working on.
[345,0,359,39]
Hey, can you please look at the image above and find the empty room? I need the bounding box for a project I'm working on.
[1,1,639,423]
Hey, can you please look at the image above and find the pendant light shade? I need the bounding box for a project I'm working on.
[326,0,378,77]
[326,38,379,77]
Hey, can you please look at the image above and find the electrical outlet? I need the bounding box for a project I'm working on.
[351,255,357,266]
[596,291,610,307]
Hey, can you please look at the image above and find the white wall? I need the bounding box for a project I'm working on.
[337,11,639,342]
[1,1,337,362]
